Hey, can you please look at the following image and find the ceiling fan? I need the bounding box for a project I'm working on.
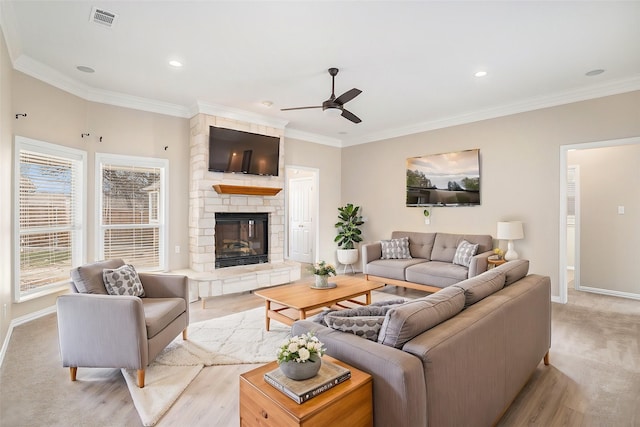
[281,68,362,123]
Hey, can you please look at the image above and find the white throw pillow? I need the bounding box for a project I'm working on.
[452,240,479,267]
[102,264,145,297]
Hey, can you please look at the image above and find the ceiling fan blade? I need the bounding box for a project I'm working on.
[341,109,362,124]
[280,106,323,111]
[335,88,362,105]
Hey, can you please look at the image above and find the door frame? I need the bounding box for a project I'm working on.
[559,136,640,304]
[284,165,320,263]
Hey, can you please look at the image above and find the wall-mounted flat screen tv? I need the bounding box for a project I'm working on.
[208,126,280,176]
[406,148,480,206]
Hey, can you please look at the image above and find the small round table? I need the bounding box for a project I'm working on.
[487,258,507,269]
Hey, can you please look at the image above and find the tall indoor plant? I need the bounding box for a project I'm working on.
[334,203,364,269]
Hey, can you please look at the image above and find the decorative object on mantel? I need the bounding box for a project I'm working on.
[497,221,524,261]
[335,203,364,273]
[212,184,282,196]
[309,261,337,289]
[276,332,326,381]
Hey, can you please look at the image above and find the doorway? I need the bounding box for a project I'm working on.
[559,136,640,303]
[285,166,319,264]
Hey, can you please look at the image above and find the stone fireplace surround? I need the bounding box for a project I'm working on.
[180,114,301,303]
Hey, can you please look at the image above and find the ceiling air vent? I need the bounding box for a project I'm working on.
[90,7,118,28]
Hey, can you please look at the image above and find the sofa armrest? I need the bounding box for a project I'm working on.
[362,242,382,273]
[468,250,493,277]
[293,320,426,427]
[56,294,148,369]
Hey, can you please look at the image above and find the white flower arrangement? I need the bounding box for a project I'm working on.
[276,332,325,364]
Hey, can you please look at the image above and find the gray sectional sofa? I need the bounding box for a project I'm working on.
[363,231,495,293]
[292,260,551,427]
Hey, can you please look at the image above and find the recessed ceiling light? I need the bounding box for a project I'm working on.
[169,60,183,68]
[474,71,488,78]
[261,101,273,108]
[585,69,605,77]
[76,65,95,73]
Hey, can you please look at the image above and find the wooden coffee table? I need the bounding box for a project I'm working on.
[254,275,384,331]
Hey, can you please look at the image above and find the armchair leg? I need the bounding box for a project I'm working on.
[70,367,77,382]
[182,328,188,340]
[137,369,145,388]
[544,351,550,366]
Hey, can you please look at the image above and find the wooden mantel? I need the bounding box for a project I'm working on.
[213,184,282,196]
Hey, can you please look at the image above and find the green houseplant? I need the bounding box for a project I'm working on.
[334,203,364,269]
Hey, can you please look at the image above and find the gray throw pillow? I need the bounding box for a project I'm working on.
[452,240,479,267]
[378,287,465,349]
[70,259,125,294]
[102,264,145,297]
[381,236,412,259]
[453,269,506,307]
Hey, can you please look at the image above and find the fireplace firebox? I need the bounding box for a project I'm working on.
[214,213,268,268]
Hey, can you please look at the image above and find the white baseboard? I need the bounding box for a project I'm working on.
[576,286,640,301]
[0,304,56,367]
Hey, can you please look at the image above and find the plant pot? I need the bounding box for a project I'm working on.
[314,274,329,288]
[279,353,322,380]
[336,248,359,265]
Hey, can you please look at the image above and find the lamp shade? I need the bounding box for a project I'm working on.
[497,221,524,240]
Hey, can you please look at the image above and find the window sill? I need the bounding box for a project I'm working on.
[15,283,69,303]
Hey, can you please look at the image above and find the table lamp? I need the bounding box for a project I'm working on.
[497,221,524,261]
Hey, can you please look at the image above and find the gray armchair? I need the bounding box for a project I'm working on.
[57,259,189,388]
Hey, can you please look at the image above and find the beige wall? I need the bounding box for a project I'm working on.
[569,144,640,295]
[6,72,190,322]
[284,137,342,264]
[0,27,13,344]
[342,91,640,298]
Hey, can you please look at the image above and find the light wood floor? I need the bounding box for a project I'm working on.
[1,275,638,426]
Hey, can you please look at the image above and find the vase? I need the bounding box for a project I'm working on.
[314,274,329,288]
[279,353,322,380]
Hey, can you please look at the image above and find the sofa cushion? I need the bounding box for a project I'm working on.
[452,240,479,267]
[405,261,469,288]
[103,264,146,297]
[378,286,465,348]
[366,258,427,281]
[141,298,186,338]
[70,259,125,294]
[391,231,437,260]
[453,269,506,307]
[323,300,406,341]
[495,259,530,285]
[381,236,412,259]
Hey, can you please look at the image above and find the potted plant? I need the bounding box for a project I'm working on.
[276,332,326,380]
[334,203,364,267]
[309,261,337,288]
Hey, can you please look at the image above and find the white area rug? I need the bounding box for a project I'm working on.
[123,307,290,426]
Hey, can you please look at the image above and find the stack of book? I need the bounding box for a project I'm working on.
[264,360,351,404]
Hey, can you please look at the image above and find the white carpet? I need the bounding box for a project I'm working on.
[123,307,290,426]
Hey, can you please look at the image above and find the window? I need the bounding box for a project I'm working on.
[14,136,86,301]
[96,153,168,271]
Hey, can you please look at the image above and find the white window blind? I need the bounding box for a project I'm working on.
[98,155,167,270]
[15,137,85,299]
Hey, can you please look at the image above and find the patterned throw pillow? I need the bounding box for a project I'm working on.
[323,300,407,341]
[102,264,145,297]
[452,240,479,267]
[380,236,412,259]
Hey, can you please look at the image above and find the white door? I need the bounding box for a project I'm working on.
[288,176,315,263]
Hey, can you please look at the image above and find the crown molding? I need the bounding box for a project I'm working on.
[343,75,640,147]
[283,128,342,147]
[194,101,289,129]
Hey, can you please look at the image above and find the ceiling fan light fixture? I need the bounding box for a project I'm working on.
[323,107,342,117]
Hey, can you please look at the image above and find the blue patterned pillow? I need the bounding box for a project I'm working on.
[452,240,479,267]
[381,236,412,259]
